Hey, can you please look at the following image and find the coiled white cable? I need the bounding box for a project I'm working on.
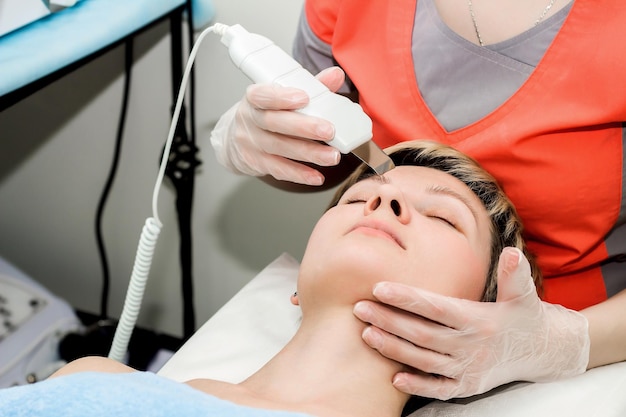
[108,22,231,362]
[108,217,162,361]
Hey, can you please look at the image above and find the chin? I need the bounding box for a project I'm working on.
[304,244,394,290]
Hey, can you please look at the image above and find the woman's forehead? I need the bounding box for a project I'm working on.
[357,166,471,193]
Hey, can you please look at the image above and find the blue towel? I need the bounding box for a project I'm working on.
[0,371,314,417]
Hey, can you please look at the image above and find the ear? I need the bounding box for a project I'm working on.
[290,291,299,305]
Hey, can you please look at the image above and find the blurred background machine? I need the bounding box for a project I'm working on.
[0,256,82,387]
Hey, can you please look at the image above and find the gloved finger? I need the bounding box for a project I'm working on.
[361,325,462,380]
[244,124,340,166]
[235,98,338,167]
[230,125,331,185]
[353,300,469,361]
[242,84,337,147]
[245,66,346,110]
[495,247,536,302]
[392,370,464,400]
[248,106,336,143]
[370,282,475,330]
[314,66,346,92]
[257,152,330,185]
[246,83,310,110]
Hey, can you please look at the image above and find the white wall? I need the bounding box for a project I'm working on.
[0,0,336,338]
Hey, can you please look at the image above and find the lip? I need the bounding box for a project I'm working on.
[348,219,405,249]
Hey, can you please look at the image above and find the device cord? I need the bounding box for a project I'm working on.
[186,0,197,145]
[95,38,134,321]
[108,23,226,362]
[185,0,198,340]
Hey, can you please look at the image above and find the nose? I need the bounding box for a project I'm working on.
[364,188,411,224]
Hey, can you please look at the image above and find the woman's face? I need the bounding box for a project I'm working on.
[298,166,493,309]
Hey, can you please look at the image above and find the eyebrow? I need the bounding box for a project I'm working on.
[369,174,390,184]
[426,185,480,221]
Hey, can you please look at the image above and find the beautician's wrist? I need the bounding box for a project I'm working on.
[582,288,626,369]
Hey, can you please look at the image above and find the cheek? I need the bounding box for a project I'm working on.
[299,215,349,289]
[403,230,488,301]
[300,215,339,266]
[436,253,487,300]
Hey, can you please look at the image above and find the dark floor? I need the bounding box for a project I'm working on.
[59,311,184,371]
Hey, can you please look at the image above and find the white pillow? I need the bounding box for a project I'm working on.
[159,253,626,417]
[412,362,626,417]
[158,253,302,383]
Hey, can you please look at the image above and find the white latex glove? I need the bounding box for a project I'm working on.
[353,247,591,400]
[210,67,346,185]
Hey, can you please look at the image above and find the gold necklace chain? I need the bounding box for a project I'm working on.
[468,0,558,46]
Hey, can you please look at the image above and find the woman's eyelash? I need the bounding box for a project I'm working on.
[344,198,366,204]
[430,215,457,229]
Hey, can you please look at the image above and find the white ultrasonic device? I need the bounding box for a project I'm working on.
[218,24,395,175]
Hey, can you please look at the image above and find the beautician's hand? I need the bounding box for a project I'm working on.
[210,67,345,185]
[353,247,591,400]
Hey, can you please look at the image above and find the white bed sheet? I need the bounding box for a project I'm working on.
[158,253,626,417]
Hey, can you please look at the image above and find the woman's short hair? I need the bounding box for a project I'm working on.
[327,140,541,302]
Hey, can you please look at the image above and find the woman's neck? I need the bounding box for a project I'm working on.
[241,305,409,417]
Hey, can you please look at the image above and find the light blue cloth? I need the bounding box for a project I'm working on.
[0,371,314,417]
[0,0,215,96]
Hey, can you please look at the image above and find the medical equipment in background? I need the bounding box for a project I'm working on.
[108,22,395,362]
[0,0,80,37]
[0,256,82,387]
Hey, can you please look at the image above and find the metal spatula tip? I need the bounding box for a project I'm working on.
[352,141,395,175]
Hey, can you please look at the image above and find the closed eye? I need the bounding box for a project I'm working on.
[430,215,458,230]
[344,198,366,204]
